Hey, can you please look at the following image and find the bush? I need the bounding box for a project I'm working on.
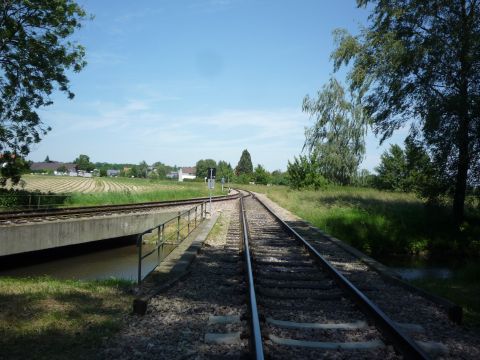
[0,189,69,210]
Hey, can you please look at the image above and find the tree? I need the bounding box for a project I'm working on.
[332,0,480,225]
[303,77,368,185]
[57,165,67,173]
[287,151,328,190]
[217,160,234,182]
[73,154,94,172]
[374,144,408,191]
[195,159,216,179]
[374,137,445,200]
[45,155,52,163]
[0,1,87,184]
[137,161,149,178]
[0,152,29,186]
[270,170,289,186]
[153,162,173,180]
[235,149,253,175]
[253,164,271,185]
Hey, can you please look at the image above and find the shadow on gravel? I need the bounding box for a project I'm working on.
[103,244,248,359]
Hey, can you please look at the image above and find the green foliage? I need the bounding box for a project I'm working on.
[152,161,173,180]
[270,170,289,186]
[235,173,253,185]
[303,77,368,185]
[332,0,480,224]
[0,152,30,186]
[195,159,217,179]
[56,165,68,173]
[353,169,375,187]
[374,136,446,202]
[253,164,271,185]
[241,184,479,257]
[287,152,328,190]
[0,0,87,168]
[0,188,69,209]
[217,160,234,182]
[137,160,149,178]
[375,144,407,191]
[235,149,253,175]
[73,154,94,172]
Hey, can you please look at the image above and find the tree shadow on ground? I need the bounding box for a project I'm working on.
[0,283,130,360]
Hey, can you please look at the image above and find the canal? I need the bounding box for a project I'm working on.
[0,236,160,281]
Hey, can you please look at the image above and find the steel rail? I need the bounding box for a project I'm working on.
[239,194,265,360]
[0,192,239,220]
[250,192,431,360]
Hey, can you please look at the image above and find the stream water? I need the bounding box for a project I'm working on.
[379,255,459,281]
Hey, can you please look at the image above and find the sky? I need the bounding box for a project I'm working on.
[31,0,408,171]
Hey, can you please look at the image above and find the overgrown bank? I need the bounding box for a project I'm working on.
[241,185,479,257]
[0,277,133,360]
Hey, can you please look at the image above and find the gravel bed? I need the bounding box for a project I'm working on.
[101,199,249,360]
[244,195,399,359]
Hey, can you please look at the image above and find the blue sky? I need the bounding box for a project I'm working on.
[31,0,407,171]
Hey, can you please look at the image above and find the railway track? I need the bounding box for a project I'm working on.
[103,192,473,359]
[240,192,437,359]
[0,192,239,224]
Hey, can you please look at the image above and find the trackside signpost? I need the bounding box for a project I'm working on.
[207,168,216,214]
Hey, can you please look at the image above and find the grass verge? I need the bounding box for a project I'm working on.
[237,184,479,257]
[0,276,133,360]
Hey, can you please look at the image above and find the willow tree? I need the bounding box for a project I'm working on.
[332,0,480,225]
[303,77,368,185]
[0,0,88,184]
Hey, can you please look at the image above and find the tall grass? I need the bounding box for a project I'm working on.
[239,184,480,257]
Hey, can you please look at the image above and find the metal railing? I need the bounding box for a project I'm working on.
[137,201,207,284]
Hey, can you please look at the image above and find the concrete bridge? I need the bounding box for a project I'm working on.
[0,209,179,256]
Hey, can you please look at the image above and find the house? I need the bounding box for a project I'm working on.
[178,167,196,182]
[107,169,120,177]
[166,171,178,180]
[30,161,76,175]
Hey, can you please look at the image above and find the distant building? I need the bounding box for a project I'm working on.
[107,169,120,177]
[166,167,196,181]
[30,161,75,174]
[178,167,196,182]
[166,171,178,180]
